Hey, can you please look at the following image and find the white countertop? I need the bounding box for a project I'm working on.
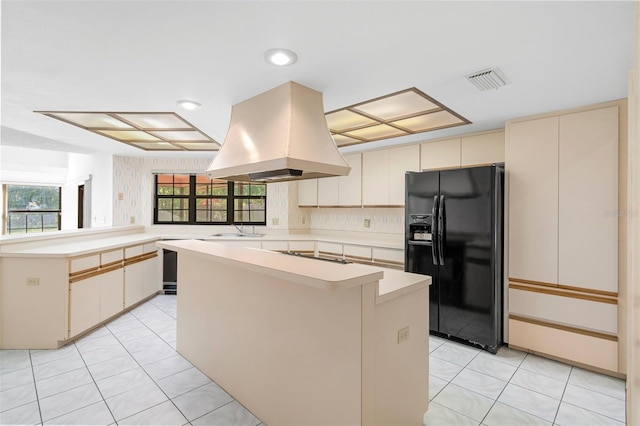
[0,226,404,257]
[0,233,159,258]
[157,239,430,296]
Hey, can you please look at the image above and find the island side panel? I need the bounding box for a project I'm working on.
[372,284,429,425]
[176,253,363,426]
[1,257,68,349]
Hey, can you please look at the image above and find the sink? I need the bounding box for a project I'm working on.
[208,233,265,238]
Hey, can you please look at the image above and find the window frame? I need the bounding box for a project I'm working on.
[3,184,62,235]
[153,174,267,226]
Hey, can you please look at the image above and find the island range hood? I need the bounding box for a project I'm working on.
[205,81,351,182]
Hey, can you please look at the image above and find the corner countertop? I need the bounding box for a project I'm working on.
[0,233,160,258]
[157,239,430,296]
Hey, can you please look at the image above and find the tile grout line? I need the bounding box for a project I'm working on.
[71,340,118,425]
[106,303,202,424]
[27,350,44,425]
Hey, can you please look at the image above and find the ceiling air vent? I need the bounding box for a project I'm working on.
[465,67,510,91]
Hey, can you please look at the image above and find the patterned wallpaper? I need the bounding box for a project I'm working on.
[112,156,212,226]
[112,156,403,235]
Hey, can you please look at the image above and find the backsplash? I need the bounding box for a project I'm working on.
[307,207,404,235]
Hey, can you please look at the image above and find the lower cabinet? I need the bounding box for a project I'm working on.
[69,244,160,339]
[69,267,125,338]
[124,261,145,309]
[69,275,102,338]
[100,268,125,321]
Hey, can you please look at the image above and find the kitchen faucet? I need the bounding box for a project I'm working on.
[234,224,244,234]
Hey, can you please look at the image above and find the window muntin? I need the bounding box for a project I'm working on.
[154,174,266,225]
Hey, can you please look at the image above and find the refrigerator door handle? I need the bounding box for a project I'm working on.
[431,196,439,265]
[438,195,445,265]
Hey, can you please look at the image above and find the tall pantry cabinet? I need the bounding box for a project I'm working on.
[506,104,620,373]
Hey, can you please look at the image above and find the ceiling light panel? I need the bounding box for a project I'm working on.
[326,87,470,145]
[353,90,439,120]
[36,111,220,151]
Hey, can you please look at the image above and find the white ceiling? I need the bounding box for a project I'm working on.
[1,1,635,157]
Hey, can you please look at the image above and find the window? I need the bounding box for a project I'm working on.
[154,174,266,225]
[4,185,62,234]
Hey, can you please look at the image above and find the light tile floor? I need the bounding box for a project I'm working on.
[0,295,263,426]
[0,294,627,425]
[425,335,627,425]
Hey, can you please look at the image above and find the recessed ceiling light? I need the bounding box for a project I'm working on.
[263,48,298,66]
[177,100,201,110]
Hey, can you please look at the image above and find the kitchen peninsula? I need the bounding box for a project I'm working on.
[157,239,430,426]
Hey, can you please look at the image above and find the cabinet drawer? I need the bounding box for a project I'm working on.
[344,245,371,259]
[101,249,123,266]
[70,255,100,274]
[372,248,404,264]
[143,242,158,255]
[125,245,144,259]
[509,288,617,334]
[509,318,618,373]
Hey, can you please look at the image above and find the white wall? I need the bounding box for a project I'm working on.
[0,145,68,184]
[62,152,113,229]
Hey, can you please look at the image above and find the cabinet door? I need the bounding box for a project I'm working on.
[143,255,161,298]
[389,145,420,205]
[461,131,505,166]
[558,107,618,292]
[298,179,318,207]
[124,262,144,308]
[507,117,559,285]
[362,149,390,206]
[318,176,340,206]
[100,269,124,321]
[338,153,362,206]
[420,138,460,170]
[69,276,101,337]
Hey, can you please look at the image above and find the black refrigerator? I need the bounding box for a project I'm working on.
[405,164,504,353]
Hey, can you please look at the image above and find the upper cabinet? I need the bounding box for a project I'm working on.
[421,138,461,170]
[421,131,505,171]
[506,107,618,292]
[299,130,504,208]
[461,131,505,166]
[298,153,362,207]
[298,179,318,207]
[362,145,419,206]
[338,153,362,206]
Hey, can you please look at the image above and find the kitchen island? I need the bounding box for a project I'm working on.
[157,239,430,426]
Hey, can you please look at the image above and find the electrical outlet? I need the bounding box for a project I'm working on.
[397,326,410,344]
[302,216,306,225]
[26,277,40,286]
[272,217,279,226]
[117,192,124,201]
[364,219,371,228]
[130,216,135,224]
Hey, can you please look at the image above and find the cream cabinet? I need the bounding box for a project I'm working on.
[299,153,362,207]
[318,176,340,206]
[69,275,102,338]
[507,117,559,285]
[506,104,620,373]
[298,179,318,207]
[421,131,504,171]
[124,244,161,308]
[421,138,460,170]
[362,145,419,206]
[461,131,505,166]
[338,153,362,206]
